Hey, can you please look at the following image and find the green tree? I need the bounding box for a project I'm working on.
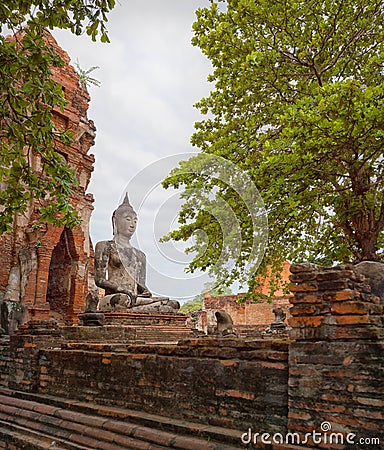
[179,298,204,314]
[164,0,384,292]
[0,0,115,233]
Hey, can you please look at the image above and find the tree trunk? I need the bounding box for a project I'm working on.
[357,233,380,262]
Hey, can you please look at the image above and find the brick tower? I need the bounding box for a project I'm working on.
[0,31,96,330]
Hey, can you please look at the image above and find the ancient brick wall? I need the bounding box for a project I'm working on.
[5,321,289,434]
[288,263,384,446]
[0,338,10,388]
[203,261,292,327]
[0,235,14,294]
[37,339,289,433]
[0,31,95,328]
[1,263,384,447]
[5,321,63,392]
[204,294,291,327]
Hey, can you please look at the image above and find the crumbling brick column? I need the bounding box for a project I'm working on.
[0,31,96,329]
[288,263,384,446]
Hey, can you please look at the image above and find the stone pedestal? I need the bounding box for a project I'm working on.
[78,312,105,327]
[102,311,186,327]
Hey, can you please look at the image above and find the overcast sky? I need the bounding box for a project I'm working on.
[53,0,213,302]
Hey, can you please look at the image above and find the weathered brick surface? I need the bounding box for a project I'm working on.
[288,263,384,448]
[0,388,243,449]
[102,312,188,326]
[1,274,384,449]
[0,338,10,388]
[36,338,289,433]
[288,263,383,341]
[6,320,61,392]
[0,31,95,327]
[4,316,198,394]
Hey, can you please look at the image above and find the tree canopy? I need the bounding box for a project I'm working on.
[0,0,115,233]
[163,0,384,293]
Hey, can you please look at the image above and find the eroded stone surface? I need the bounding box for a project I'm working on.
[214,310,238,337]
[355,261,384,304]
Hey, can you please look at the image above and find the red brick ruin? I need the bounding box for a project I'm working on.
[204,260,292,335]
[0,33,383,450]
[0,263,382,448]
[0,32,95,330]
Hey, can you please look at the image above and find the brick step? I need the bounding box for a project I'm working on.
[136,328,191,334]
[0,389,243,449]
[0,420,89,449]
[139,326,188,330]
[136,333,191,342]
[136,330,190,335]
[137,332,190,337]
[0,400,162,450]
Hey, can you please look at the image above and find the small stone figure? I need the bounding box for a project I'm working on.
[78,292,105,326]
[210,310,238,337]
[94,194,179,313]
[216,310,237,337]
[262,306,287,337]
[84,291,99,313]
[271,307,287,330]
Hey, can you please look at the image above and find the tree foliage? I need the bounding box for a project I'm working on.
[164,0,384,293]
[0,0,115,233]
[179,298,203,314]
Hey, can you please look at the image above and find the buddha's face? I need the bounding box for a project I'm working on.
[113,207,137,239]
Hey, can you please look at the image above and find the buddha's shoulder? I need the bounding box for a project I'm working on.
[95,240,114,252]
[133,247,146,259]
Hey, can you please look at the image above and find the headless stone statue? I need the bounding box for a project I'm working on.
[214,310,237,337]
[94,194,179,313]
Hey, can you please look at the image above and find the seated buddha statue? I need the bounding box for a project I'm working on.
[94,194,179,313]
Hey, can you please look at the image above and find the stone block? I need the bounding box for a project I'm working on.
[288,282,318,293]
[289,316,324,328]
[290,263,321,273]
[330,301,370,315]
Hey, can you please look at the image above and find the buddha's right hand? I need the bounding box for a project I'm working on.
[117,284,133,295]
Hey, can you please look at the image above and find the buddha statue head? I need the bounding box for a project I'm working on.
[112,193,138,239]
